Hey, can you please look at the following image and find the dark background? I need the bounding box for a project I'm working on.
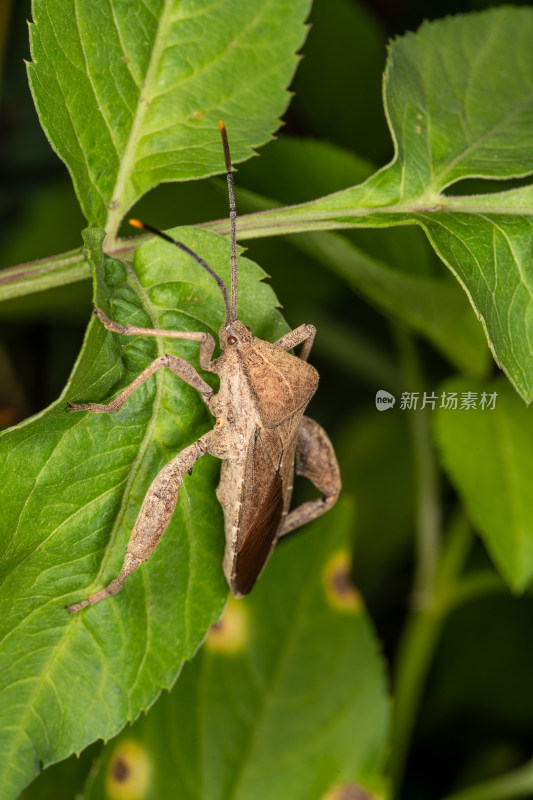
[3,1,533,798]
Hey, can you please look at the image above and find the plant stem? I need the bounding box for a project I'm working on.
[0,235,144,303]
[388,328,441,796]
[2,179,532,302]
[0,249,89,301]
[390,602,444,796]
[395,328,440,605]
[388,329,507,798]
[387,336,508,800]
[389,510,476,798]
[441,759,533,800]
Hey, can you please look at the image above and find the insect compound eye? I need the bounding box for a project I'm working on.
[227,335,238,345]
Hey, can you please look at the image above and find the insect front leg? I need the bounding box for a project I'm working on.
[67,353,214,413]
[279,416,341,537]
[92,307,216,370]
[66,426,234,613]
[274,324,316,362]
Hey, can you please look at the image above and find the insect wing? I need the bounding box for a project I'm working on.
[234,471,284,595]
[241,342,318,427]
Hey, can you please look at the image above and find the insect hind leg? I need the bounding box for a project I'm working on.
[278,416,341,537]
[66,438,206,613]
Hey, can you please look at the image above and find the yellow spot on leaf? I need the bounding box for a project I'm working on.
[323,550,362,614]
[205,596,249,654]
[322,783,377,800]
[106,739,151,800]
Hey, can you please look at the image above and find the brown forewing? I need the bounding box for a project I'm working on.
[234,471,284,595]
[239,341,319,427]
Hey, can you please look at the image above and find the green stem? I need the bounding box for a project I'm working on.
[389,328,442,796]
[389,512,476,798]
[388,330,507,798]
[389,603,445,797]
[0,187,422,303]
[441,759,533,800]
[445,570,506,611]
[389,328,511,799]
[434,509,473,591]
[0,236,143,303]
[0,249,89,301]
[395,328,440,605]
[2,176,531,302]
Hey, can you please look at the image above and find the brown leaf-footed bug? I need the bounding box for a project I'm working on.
[66,121,341,613]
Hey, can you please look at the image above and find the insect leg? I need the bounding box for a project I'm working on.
[67,354,214,413]
[273,324,316,362]
[278,416,341,537]
[92,308,216,370]
[66,427,228,613]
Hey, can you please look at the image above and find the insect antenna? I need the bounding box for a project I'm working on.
[129,218,231,321]
[219,120,237,323]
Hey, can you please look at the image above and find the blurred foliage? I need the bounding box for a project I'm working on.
[83,502,389,800]
[3,1,533,800]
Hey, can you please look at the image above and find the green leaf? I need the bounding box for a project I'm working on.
[83,500,389,800]
[418,214,533,395]
[225,8,533,401]
[434,376,533,592]
[27,0,311,235]
[218,136,491,377]
[0,227,288,799]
